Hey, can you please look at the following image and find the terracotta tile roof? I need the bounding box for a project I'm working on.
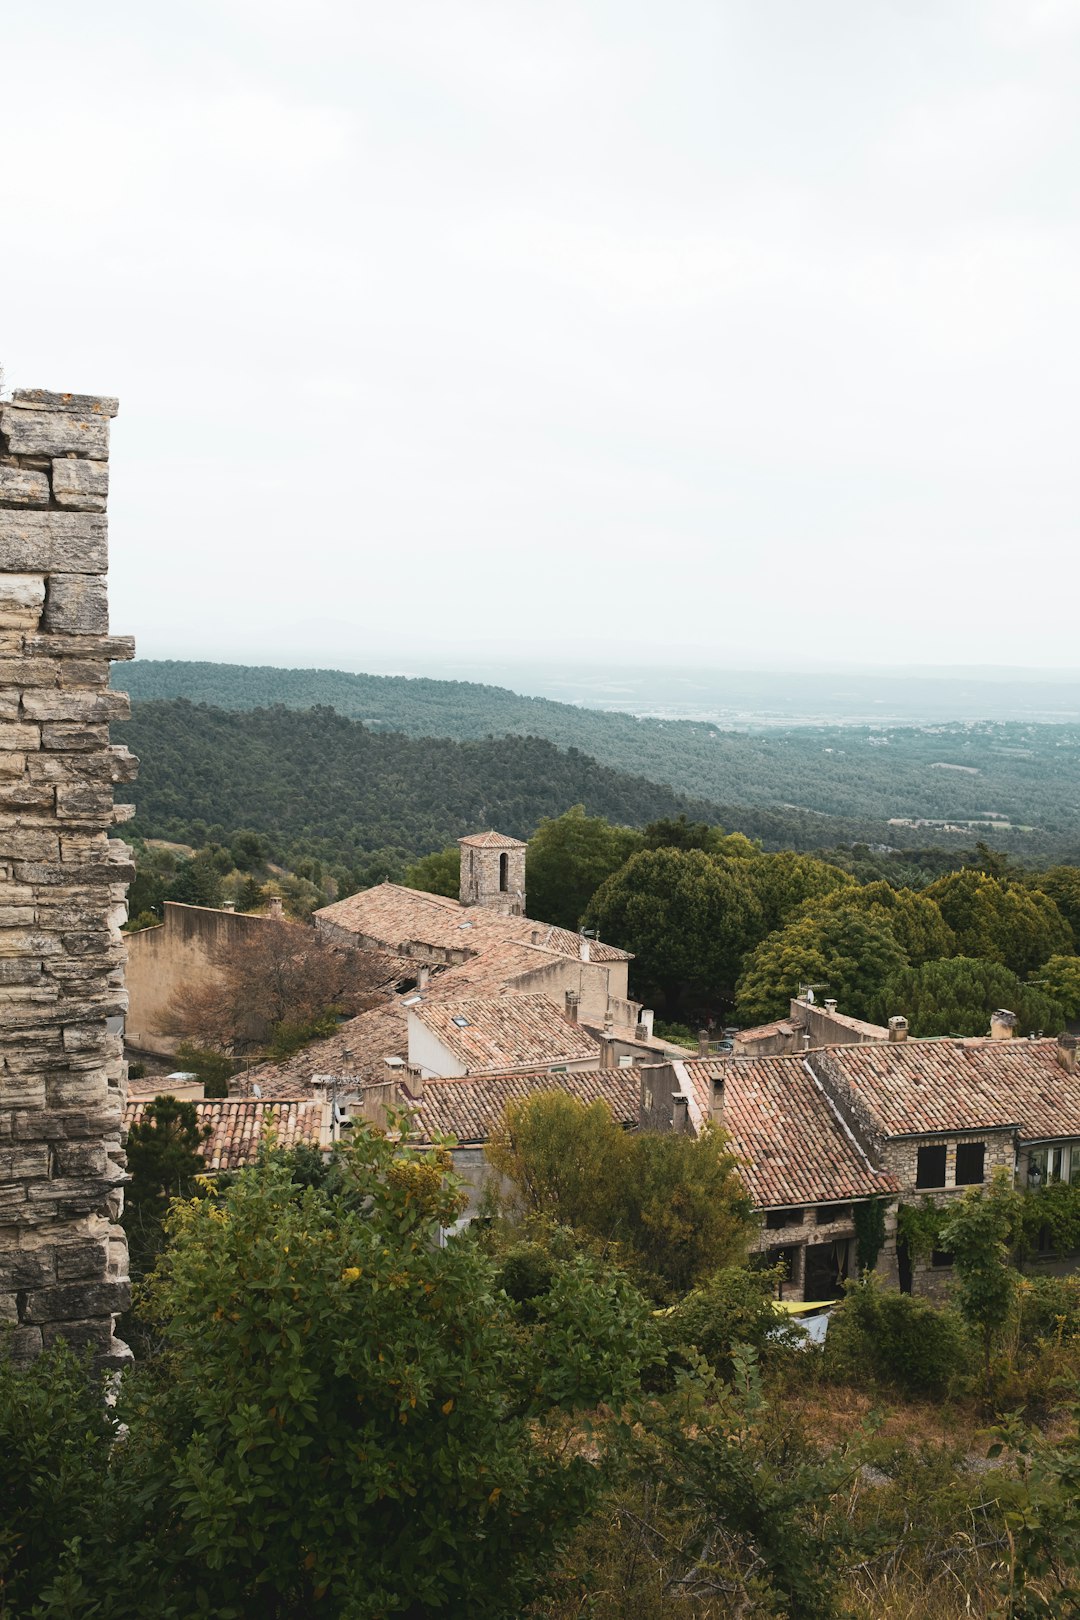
[815,1038,1080,1142]
[410,993,600,1074]
[124,1098,328,1169]
[240,1002,410,1098]
[457,831,526,849]
[402,1067,641,1144]
[679,1057,898,1210]
[238,943,561,1099]
[316,882,631,963]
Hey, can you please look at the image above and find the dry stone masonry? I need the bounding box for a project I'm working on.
[0,389,135,1364]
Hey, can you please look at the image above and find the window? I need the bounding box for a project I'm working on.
[916,1145,947,1188]
[451,1015,469,1028]
[931,1250,955,1269]
[499,852,509,892]
[955,1142,985,1186]
[765,1208,803,1229]
[815,1204,852,1226]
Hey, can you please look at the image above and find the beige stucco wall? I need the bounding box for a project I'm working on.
[125,902,272,1055]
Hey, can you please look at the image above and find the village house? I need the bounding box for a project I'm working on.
[641,1055,898,1300]
[809,1025,1080,1291]
[238,829,683,1101]
[642,1022,1080,1300]
[405,992,604,1079]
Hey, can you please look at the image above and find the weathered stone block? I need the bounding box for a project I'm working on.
[0,1076,47,1110]
[44,1072,109,1109]
[42,575,108,636]
[58,659,110,688]
[0,829,59,860]
[0,1325,42,1359]
[0,658,58,688]
[0,1248,53,1289]
[0,511,107,573]
[21,688,127,722]
[40,723,110,752]
[53,1143,108,1177]
[0,1146,50,1179]
[24,633,135,661]
[10,390,119,418]
[0,407,109,460]
[0,782,53,811]
[0,573,45,630]
[56,781,114,820]
[51,459,109,510]
[53,1239,108,1281]
[0,466,50,507]
[0,723,41,751]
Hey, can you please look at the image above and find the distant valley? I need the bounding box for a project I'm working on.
[113,662,1080,864]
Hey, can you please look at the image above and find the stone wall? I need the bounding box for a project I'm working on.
[0,389,135,1364]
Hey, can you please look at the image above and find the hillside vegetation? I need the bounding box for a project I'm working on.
[114,699,734,871]
[115,661,1080,860]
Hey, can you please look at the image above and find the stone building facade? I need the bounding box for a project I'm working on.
[0,389,135,1363]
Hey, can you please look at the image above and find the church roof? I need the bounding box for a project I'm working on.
[457,830,526,849]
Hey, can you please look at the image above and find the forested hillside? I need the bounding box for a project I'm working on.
[114,699,737,871]
[115,662,1080,860]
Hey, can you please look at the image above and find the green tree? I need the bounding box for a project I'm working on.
[1032,953,1080,1020]
[0,1341,115,1615]
[1028,864,1080,942]
[526,806,642,930]
[123,1094,211,1280]
[870,956,1064,1036]
[735,905,909,1024]
[747,849,854,934]
[810,880,955,965]
[939,1168,1022,1392]
[925,870,1072,976]
[404,844,461,898]
[116,1133,654,1617]
[584,848,764,1019]
[486,1092,753,1300]
[164,850,223,909]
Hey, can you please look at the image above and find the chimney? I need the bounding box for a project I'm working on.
[636,1008,655,1042]
[579,935,591,963]
[1057,1033,1078,1075]
[673,1094,689,1134]
[888,1015,908,1043]
[824,999,837,1015]
[710,1075,724,1124]
[222,898,236,913]
[266,895,284,921]
[565,990,580,1025]
[418,964,430,991]
[531,929,541,945]
[697,1029,710,1057]
[603,1009,614,1037]
[990,1009,1018,1041]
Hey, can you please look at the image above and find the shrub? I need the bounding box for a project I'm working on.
[659,1264,801,1377]
[825,1276,971,1395]
[1017,1274,1080,1349]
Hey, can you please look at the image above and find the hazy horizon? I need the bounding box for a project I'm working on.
[6,2,1080,670]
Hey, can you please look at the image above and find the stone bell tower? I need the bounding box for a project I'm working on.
[457,830,526,917]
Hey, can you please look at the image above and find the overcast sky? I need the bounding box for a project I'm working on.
[4,1,1079,674]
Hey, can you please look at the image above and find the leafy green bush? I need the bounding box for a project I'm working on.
[1018,1274,1080,1349]
[825,1276,972,1395]
[659,1264,801,1377]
